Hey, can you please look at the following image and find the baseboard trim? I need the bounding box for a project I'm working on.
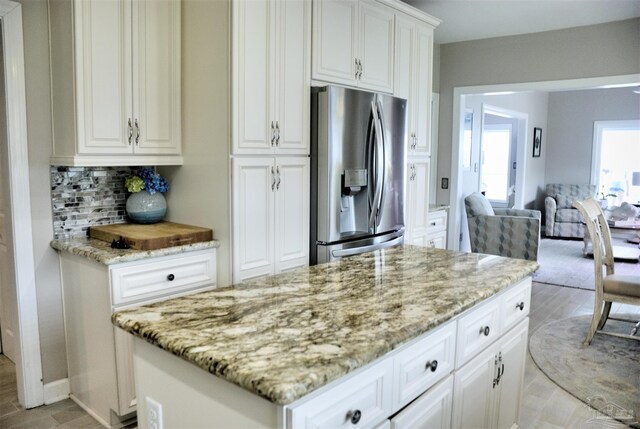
[69,394,110,428]
[43,378,70,405]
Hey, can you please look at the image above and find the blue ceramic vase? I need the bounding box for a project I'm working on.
[126,191,167,224]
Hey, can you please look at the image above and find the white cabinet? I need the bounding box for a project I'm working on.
[452,319,529,429]
[312,0,394,93]
[391,376,453,429]
[426,209,447,249]
[394,14,434,156]
[405,159,430,246]
[49,0,182,166]
[232,157,310,283]
[232,0,310,155]
[59,248,217,427]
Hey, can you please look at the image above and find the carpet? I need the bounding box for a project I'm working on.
[532,238,640,290]
[529,314,640,428]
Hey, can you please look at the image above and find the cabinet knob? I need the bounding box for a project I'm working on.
[425,360,438,372]
[167,274,175,281]
[347,409,361,425]
[479,326,490,336]
[516,301,525,311]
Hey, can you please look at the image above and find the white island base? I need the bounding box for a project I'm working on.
[130,277,532,429]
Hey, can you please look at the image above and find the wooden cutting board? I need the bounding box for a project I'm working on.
[89,222,213,250]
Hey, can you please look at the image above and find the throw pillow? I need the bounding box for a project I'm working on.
[555,194,575,209]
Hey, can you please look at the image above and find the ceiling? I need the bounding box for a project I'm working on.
[403,0,640,44]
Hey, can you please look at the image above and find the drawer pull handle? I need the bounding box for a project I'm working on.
[347,409,362,425]
[430,221,437,226]
[479,326,490,336]
[516,301,525,311]
[425,360,438,372]
[167,274,175,281]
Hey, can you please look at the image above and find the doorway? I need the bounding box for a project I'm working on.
[480,111,519,208]
[0,1,44,408]
[448,74,640,251]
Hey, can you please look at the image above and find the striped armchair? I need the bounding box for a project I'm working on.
[465,192,541,261]
[544,184,596,238]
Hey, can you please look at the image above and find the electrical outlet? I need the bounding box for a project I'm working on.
[146,397,163,429]
[441,177,449,189]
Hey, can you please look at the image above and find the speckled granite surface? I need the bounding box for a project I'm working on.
[51,237,220,265]
[112,245,537,405]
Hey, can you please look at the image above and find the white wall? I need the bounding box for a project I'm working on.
[438,18,640,206]
[158,0,232,288]
[545,87,640,185]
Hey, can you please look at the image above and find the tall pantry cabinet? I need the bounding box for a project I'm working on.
[231,0,311,283]
[393,12,435,246]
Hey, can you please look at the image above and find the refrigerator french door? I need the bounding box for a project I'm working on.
[311,86,407,264]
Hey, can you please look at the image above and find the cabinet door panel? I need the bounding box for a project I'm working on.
[391,376,453,429]
[393,15,413,116]
[412,26,433,156]
[312,0,358,85]
[358,0,394,93]
[452,347,496,429]
[276,0,310,155]
[275,158,309,272]
[233,158,275,282]
[496,320,529,429]
[233,0,273,154]
[406,159,430,245]
[76,0,132,154]
[133,0,181,154]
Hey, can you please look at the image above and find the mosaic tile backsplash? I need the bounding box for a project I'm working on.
[51,166,133,239]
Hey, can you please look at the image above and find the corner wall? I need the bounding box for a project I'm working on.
[438,18,640,205]
[18,0,67,383]
[159,0,232,287]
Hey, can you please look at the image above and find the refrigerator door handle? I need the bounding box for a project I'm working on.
[331,235,403,258]
[368,100,385,231]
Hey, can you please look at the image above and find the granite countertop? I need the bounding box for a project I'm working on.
[51,237,220,265]
[112,245,537,405]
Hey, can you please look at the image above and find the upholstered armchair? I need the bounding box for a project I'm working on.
[545,184,596,238]
[465,192,541,261]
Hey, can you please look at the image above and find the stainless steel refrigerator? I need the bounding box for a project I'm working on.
[310,86,407,264]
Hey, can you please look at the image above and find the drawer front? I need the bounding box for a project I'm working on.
[426,211,447,232]
[288,359,393,429]
[500,277,531,333]
[392,321,456,410]
[427,231,446,249]
[455,297,501,368]
[111,249,216,307]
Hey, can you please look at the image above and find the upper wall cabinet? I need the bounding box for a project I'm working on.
[49,0,182,166]
[394,13,434,157]
[232,0,310,155]
[313,0,395,93]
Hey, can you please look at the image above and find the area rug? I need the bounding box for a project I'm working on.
[532,238,640,290]
[530,314,640,428]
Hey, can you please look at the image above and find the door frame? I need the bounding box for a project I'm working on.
[480,104,528,209]
[0,1,44,408]
[448,73,640,250]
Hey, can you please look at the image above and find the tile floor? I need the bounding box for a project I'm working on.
[1,282,637,429]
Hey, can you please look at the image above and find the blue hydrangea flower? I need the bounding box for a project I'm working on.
[134,167,169,194]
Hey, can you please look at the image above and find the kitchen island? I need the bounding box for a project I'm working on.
[112,245,537,429]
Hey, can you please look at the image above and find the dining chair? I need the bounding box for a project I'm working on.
[573,198,640,345]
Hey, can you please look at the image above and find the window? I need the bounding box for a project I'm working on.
[592,120,640,205]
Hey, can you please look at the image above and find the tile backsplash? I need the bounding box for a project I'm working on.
[51,166,132,239]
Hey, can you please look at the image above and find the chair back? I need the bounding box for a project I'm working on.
[573,198,615,288]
